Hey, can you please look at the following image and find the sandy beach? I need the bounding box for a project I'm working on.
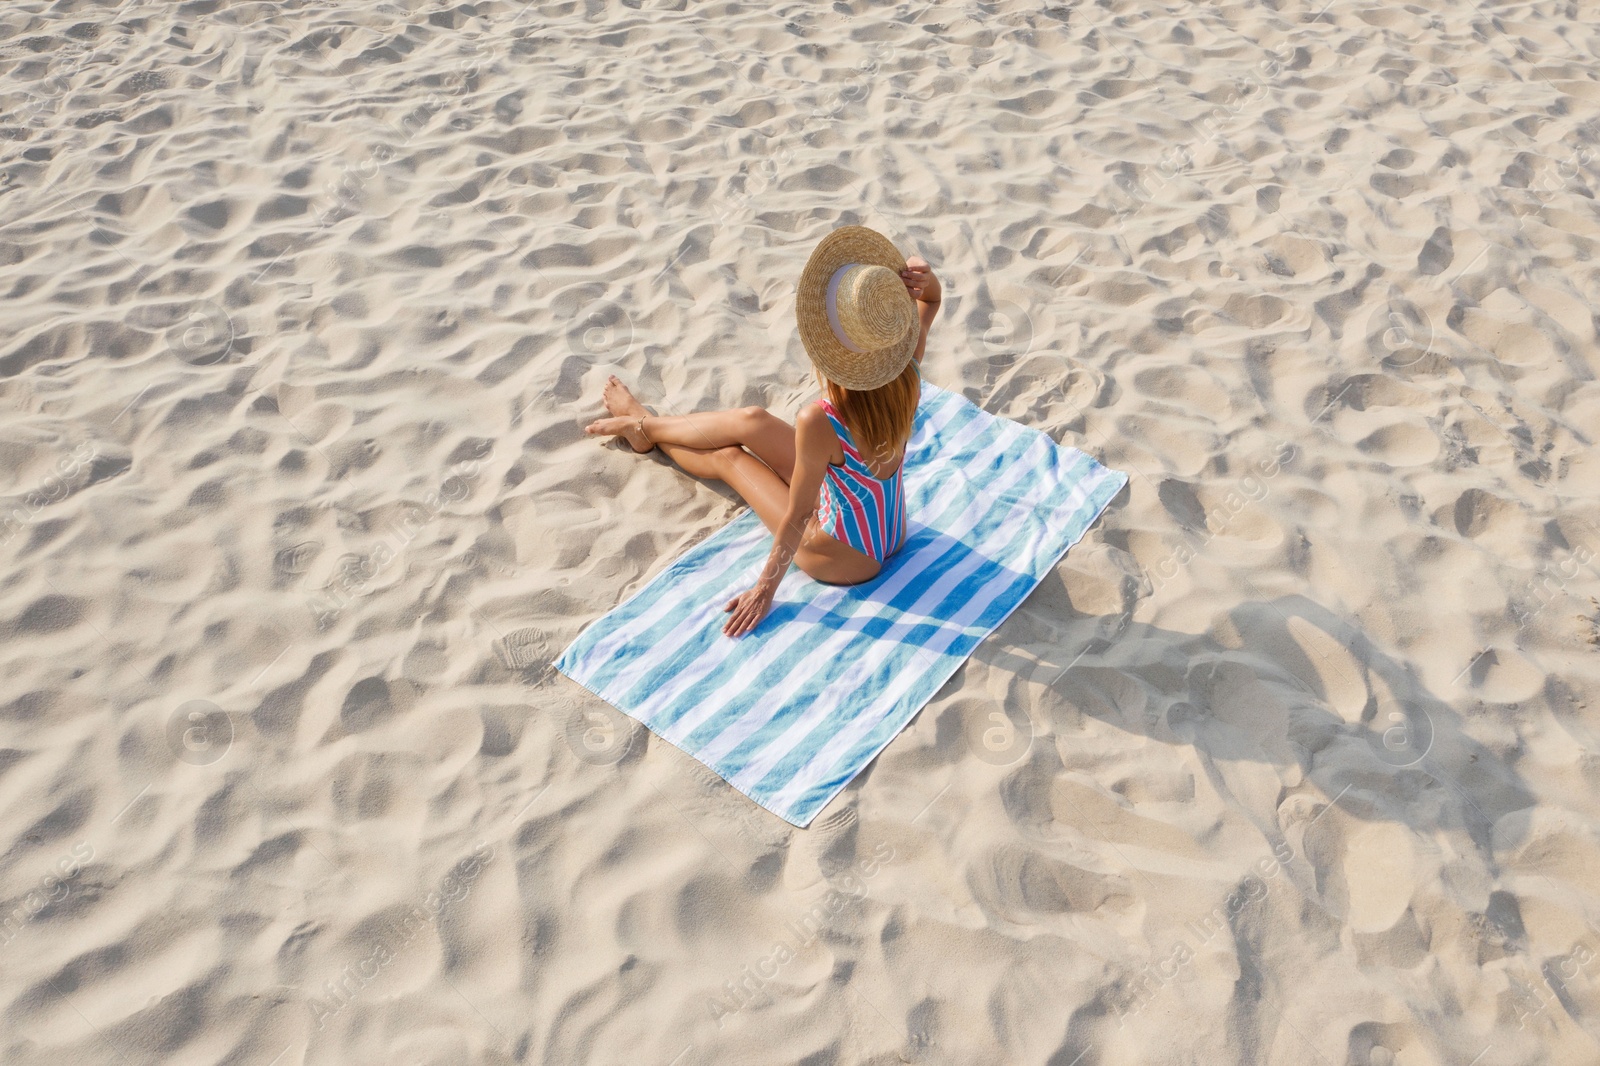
[2,0,1599,1063]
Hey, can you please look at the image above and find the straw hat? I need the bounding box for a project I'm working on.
[796,225,919,391]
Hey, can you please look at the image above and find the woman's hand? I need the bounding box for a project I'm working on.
[900,256,941,303]
[723,585,775,637]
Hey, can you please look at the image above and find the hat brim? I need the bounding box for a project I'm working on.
[796,226,918,392]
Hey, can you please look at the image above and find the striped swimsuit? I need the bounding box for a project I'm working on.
[813,397,907,562]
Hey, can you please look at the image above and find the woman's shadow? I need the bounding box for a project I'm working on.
[889,579,1549,1062]
[889,565,1547,919]
[957,579,1538,851]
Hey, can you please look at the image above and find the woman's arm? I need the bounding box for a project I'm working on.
[722,405,832,637]
[900,256,941,366]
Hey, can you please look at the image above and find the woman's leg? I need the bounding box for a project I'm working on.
[656,442,794,538]
[587,378,880,586]
[586,376,797,483]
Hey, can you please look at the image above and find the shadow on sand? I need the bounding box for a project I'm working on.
[845,554,1545,1065]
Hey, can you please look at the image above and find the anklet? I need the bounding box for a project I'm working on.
[636,415,650,445]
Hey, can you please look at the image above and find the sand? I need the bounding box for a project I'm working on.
[2,0,1599,1063]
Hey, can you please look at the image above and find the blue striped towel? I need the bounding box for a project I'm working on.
[556,381,1127,826]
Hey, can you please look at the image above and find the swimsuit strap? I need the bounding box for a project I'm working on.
[818,396,908,479]
[816,397,862,463]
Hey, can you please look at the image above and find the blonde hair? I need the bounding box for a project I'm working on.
[820,361,920,472]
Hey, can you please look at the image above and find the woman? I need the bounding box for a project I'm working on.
[585,225,941,637]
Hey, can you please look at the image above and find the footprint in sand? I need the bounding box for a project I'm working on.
[1346,1020,1424,1066]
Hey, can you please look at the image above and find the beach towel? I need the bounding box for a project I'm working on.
[555,381,1127,826]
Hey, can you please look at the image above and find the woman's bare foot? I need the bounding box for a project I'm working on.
[583,375,655,453]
